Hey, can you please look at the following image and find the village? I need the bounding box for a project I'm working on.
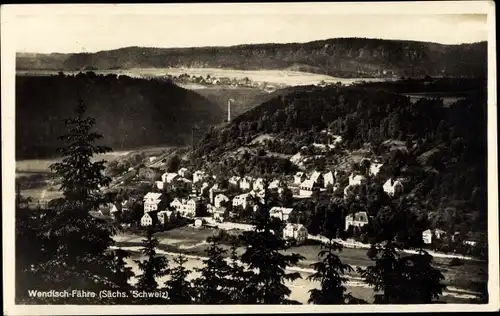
[91,131,478,255]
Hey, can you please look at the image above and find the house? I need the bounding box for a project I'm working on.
[323,171,335,188]
[179,198,200,218]
[162,172,179,184]
[155,181,165,190]
[270,207,294,222]
[200,182,210,197]
[268,179,283,190]
[143,192,165,213]
[157,210,173,225]
[299,179,319,197]
[229,176,241,187]
[422,229,447,244]
[209,184,226,203]
[294,172,307,185]
[214,194,229,208]
[253,178,265,192]
[141,213,155,227]
[233,193,251,209]
[369,163,384,176]
[383,178,404,196]
[121,200,130,213]
[349,173,366,186]
[193,170,208,184]
[310,171,324,187]
[240,177,254,191]
[170,198,183,210]
[178,167,192,179]
[212,207,226,222]
[282,223,308,243]
[345,212,369,231]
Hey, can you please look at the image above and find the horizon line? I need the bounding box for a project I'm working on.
[16,36,488,56]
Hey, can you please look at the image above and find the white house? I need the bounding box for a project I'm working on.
[143,192,164,213]
[240,177,254,191]
[141,213,154,227]
[233,193,251,209]
[193,170,208,184]
[253,178,265,192]
[422,229,447,244]
[345,211,369,231]
[212,207,226,222]
[170,198,183,210]
[299,179,318,197]
[323,171,335,188]
[349,173,366,186]
[178,167,192,179]
[270,207,294,222]
[162,172,179,184]
[383,178,404,196]
[214,194,229,208]
[282,223,308,243]
[294,172,307,185]
[268,179,283,190]
[369,163,384,176]
[229,176,241,187]
[155,181,165,190]
[179,199,199,218]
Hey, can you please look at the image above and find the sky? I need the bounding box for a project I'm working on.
[8,4,490,54]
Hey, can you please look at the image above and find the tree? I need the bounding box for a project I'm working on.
[135,228,169,298]
[167,154,181,173]
[193,237,232,304]
[18,99,132,303]
[165,255,196,304]
[239,181,305,304]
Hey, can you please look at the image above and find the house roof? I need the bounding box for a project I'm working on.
[346,211,369,223]
[144,192,162,201]
[300,179,315,188]
[284,223,307,231]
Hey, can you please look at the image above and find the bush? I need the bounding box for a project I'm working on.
[449,257,463,267]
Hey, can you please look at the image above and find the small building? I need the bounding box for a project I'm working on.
[349,173,366,186]
[178,167,192,179]
[369,163,384,176]
[270,207,294,222]
[310,171,324,187]
[422,229,447,244]
[214,194,229,208]
[282,223,308,243]
[212,207,226,222]
[193,170,208,184]
[345,211,369,231]
[170,198,183,210]
[268,179,283,190]
[383,178,404,197]
[294,172,307,185]
[233,193,251,209]
[229,176,242,187]
[299,179,319,197]
[162,172,179,184]
[157,210,173,225]
[141,213,155,227]
[253,178,265,192]
[179,198,200,218]
[143,192,165,213]
[240,177,254,191]
[323,171,336,188]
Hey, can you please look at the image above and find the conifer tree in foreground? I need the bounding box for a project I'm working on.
[135,227,169,301]
[359,201,446,304]
[21,98,135,303]
[165,255,197,304]
[308,200,353,304]
[193,236,232,304]
[226,243,254,303]
[240,180,305,304]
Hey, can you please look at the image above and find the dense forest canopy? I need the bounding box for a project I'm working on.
[16,73,224,159]
[17,38,487,78]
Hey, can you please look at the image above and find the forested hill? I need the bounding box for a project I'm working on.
[192,79,487,234]
[17,38,487,78]
[16,73,224,159]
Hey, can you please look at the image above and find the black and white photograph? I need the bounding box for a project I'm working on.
[2,2,498,314]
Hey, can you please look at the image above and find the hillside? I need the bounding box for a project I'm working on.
[189,78,487,235]
[16,38,487,78]
[16,73,224,159]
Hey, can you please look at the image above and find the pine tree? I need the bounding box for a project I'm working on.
[308,203,353,304]
[226,243,254,303]
[135,228,169,296]
[193,237,232,304]
[240,181,305,304]
[19,98,133,303]
[165,255,196,304]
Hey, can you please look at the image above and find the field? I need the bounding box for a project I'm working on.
[17,68,391,87]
